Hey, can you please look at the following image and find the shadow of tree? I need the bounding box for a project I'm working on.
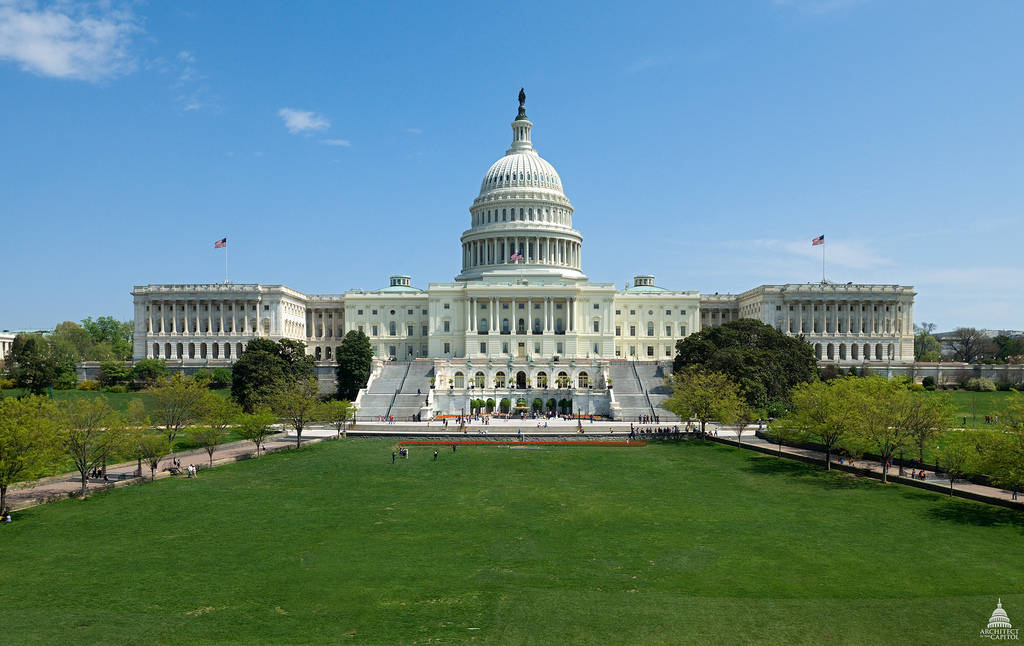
[926,498,1024,529]
[742,454,871,490]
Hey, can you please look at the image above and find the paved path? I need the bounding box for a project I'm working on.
[9,420,1021,513]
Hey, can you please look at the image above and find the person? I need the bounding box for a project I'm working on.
[2,511,10,523]
[433,450,438,461]
[1013,485,1019,501]
[452,443,457,452]
[392,451,396,464]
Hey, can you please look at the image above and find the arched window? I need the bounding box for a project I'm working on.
[495,371,506,387]
[537,372,548,388]
[454,372,465,388]
[557,371,569,388]
[578,372,590,388]
[475,371,485,388]
[325,347,332,360]
[315,347,322,360]
[153,343,160,358]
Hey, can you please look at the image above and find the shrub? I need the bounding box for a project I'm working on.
[106,385,128,393]
[996,382,1019,392]
[908,382,924,391]
[77,380,100,391]
[0,377,15,389]
[965,377,997,392]
[921,376,936,390]
[210,367,233,389]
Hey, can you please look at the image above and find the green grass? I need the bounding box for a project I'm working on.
[0,387,231,414]
[922,389,1017,429]
[3,439,1023,644]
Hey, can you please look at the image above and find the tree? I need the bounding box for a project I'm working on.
[237,408,277,457]
[993,335,1024,364]
[271,378,322,449]
[210,367,233,389]
[979,392,1024,494]
[336,330,373,400]
[672,319,818,411]
[99,360,132,388]
[6,334,58,394]
[946,328,996,364]
[663,369,745,437]
[938,432,977,497]
[319,399,355,438]
[51,321,95,359]
[131,358,168,388]
[147,374,213,443]
[230,338,314,412]
[767,419,802,457]
[903,392,953,465]
[59,398,128,499]
[914,328,942,362]
[194,396,241,466]
[135,433,172,480]
[850,377,914,483]
[81,316,133,361]
[782,378,859,470]
[0,396,60,513]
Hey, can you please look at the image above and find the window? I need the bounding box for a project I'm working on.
[629,345,636,356]
[443,303,450,309]
[666,309,671,315]
[407,309,413,315]
[776,305,781,311]
[422,325,428,336]
[372,325,379,336]
[357,309,363,315]
[444,342,451,354]
[556,342,563,354]
[358,325,364,333]
[647,346,654,357]
[264,305,270,311]
[372,309,378,315]
[578,372,590,388]
[480,342,487,354]
[534,342,540,353]
[594,304,600,310]
[389,322,397,336]
[502,342,509,353]
[665,347,672,357]
[407,325,414,337]
[593,321,599,332]
[680,325,687,336]
[615,326,621,336]
[615,309,621,315]
[422,309,428,315]
[630,310,636,315]
[443,320,450,332]
[647,322,654,336]
[593,343,599,354]
[665,325,672,336]
[630,325,636,337]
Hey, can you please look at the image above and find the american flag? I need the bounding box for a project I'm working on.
[510,251,522,262]
[215,237,227,248]
[811,235,824,246]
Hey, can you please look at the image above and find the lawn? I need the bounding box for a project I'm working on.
[922,389,1017,428]
[0,387,231,414]
[2,439,1022,645]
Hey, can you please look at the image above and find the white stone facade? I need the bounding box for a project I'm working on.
[130,92,916,399]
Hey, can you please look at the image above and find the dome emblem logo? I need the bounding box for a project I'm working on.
[980,599,1019,640]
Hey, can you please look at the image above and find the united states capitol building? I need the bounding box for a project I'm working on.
[131,91,915,419]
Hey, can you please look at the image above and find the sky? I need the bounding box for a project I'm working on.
[1,0,1022,333]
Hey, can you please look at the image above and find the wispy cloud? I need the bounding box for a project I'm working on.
[624,56,664,75]
[278,107,330,134]
[0,0,140,81]
[322,138,351,147]
[148,47,217,112]
[722,237,892,271]
[405,127,422,135]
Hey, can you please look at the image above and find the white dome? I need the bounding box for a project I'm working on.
[479,152,563,195]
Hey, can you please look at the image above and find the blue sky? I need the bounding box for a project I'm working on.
[1,0,1022,332]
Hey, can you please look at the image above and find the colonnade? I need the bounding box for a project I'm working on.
[146,299,257,336]
[307,307,343,339]
[464,295,577,334]
[462,236,580,270]
[784,300,904,336]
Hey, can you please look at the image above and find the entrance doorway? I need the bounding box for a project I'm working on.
[516,370,527,389]
[517,342,525,359]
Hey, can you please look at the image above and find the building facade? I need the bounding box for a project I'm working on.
[130,92,915,415]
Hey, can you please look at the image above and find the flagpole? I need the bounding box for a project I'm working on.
[822,241,825,283]
[224,244,229,284]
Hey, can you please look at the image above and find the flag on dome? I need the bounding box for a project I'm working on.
[811,235,824,246]
[215,237,227,248]
[510,251,522,261]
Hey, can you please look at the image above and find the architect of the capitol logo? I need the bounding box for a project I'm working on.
[130,90,916,419]
[981,599,1020,640]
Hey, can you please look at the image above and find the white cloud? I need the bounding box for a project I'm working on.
[176,49,194,63]
[0,1,139,81]
[322,138,351,147]
[278,107,330,134]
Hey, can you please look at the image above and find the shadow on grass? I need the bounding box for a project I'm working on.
[742,454,874,491]
[926,498,1024,529]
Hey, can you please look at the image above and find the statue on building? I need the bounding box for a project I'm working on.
[517,88,527,120]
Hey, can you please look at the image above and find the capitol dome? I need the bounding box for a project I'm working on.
[457,90,585,282]
[989,600,1013,629]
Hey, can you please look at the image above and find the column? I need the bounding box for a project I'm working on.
[170,303,177,334]
[206,301,212,335]
[466,297,472,329]
[147,303,153,334]
[527,297,532,333]
[219,302,225,335]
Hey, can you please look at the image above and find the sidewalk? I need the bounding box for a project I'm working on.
[5,431,296,512]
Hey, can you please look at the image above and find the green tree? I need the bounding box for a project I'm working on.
[672,318,818,411]
[319,399,355,438]
[993,335,1024,363]
[230,338,315,412]
[979,392,1024,494]
[99,360,133,388]
[0,396,61,513]
[81,316,133,361]
[271,378,322,449]
[237,408,277,457]
[663,369,745,437]
[131,358,169,388]
[60,398,128,499]
[51,321,95,359]
[136,433,172,480]
[147,374,213,443]
[210,367,233,389]
[194,396,241,466]
[6,334,58,394]
[904,392,953,465]
[938,432,977,497]
[336,330,373,400]
[784,378,859,470]
[850,377,914,483]
[914,328,943,362]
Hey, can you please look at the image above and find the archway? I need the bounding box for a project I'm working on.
[516,370,527,389]
[536,372,548,388]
